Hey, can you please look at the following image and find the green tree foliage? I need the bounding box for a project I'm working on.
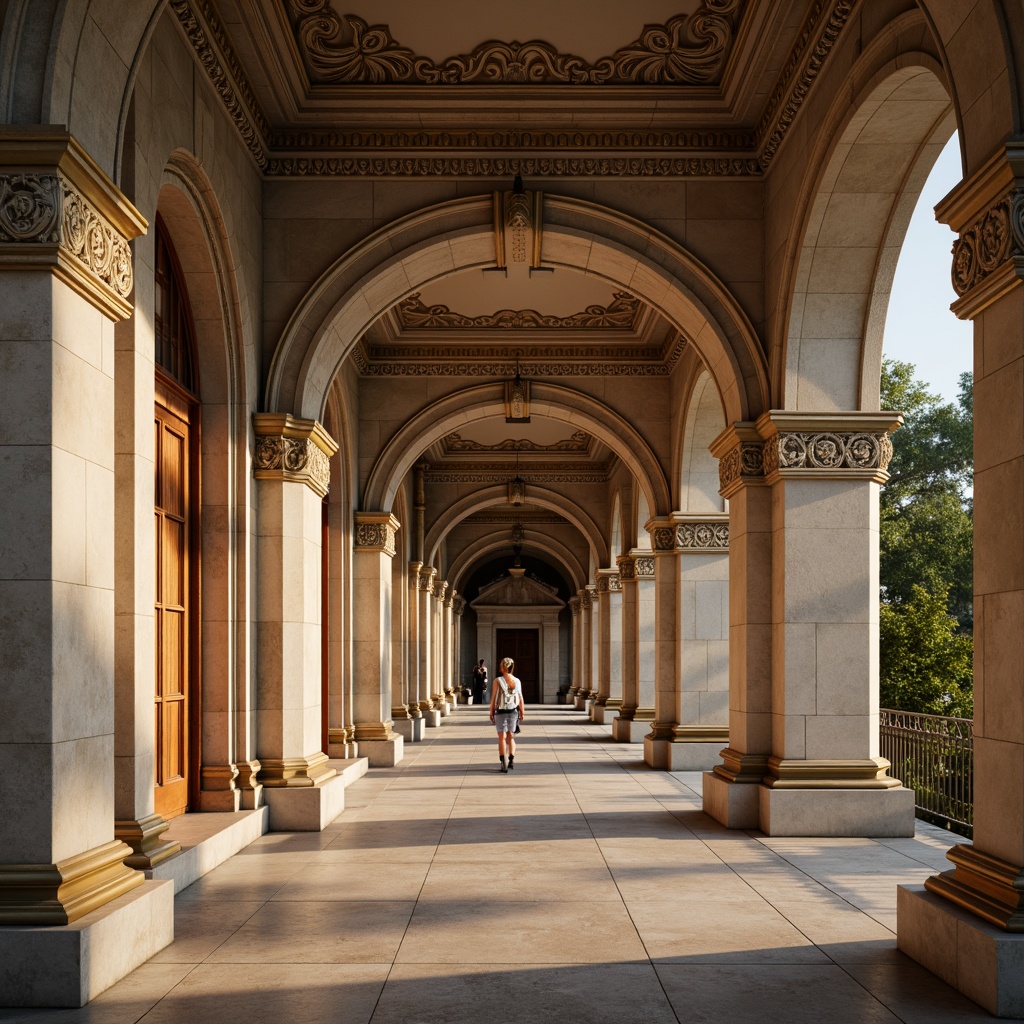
[879,359,973,714]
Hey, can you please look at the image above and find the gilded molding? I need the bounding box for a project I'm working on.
[288,2,743,86]
[354,512,400,556]
[114,813,181,871]
[0,840,143,925]
[926,844,1024,932]
[758,0,855,167]
[764,756,902,789]
[713,748,769,784]
[259,752,337,787]
[169,0,268,166]
[398,291,640,330]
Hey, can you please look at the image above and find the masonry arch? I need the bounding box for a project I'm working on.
[365,381,672,519]
[679,370,726,513]
[265,195,769,429]
[425,484,609,572]
[450,535,586,596]
[779,54,956,411]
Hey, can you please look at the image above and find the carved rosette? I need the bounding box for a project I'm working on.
[634,556,655,578]
[677,522,729,550]
[950,189,1024,298]
[763,431,893,475]
[354,514,399,557]
[0,138,146,322]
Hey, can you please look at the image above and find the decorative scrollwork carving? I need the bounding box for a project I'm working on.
[608,574,622,592]
[253,433,331,494]
[951,190,1023,296]
[0,176,134,300]
[677,522,730,549]
[444,431,590,454]
[635,556,655,578]
[651,528,677,551]
[718,441,764,491]
[398,292,640,330]
[616,557,636,580]
[764,432,893,473]
[288,2,742,86]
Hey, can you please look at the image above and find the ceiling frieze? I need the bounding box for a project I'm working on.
[464,512,568,525]
[443,432,592,456]
[756,0,855,167]
[286,1,744,86]
[425,462,614,484]
[398,292,641,330]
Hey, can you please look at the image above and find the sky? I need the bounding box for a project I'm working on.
[881,135,972,406]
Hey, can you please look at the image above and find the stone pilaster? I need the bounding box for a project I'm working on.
[351,512,404,767]
[567,596,582,698]
[592,569,623,725]
[898,144,1024,1017]
[253,413,338,798]
[612,556,640,740]
[0,129,171,1001]
[573,588,594,709]
[417,566,440,725]
[643,516,730,770]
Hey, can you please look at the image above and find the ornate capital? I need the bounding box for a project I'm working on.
[253,413,337,497]
[634,555,655,578]
[579,588,592,611]
[756,412,900,482]
[354,512,400,556]
[409,560,423,589]
[568,595,581,614]
[452,595,466,616]
[935,143,1024,319]
[0,130,147,321]
[616,555,636,580]
[595,569,622,593]
[710,422,765,498]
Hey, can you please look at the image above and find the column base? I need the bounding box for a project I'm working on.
[262,764,355,831]
[592,699,623,725]
[612,717,650,742]
[114,813,181,870]
[573,695,587,711]
[758,784,915,836]
[0,841,144,925]
[393,716,425,742]
[898,883,1024,1017]
[259,751,337,788]
[0,879,173,1008]
[423,709,442,728]
[702,771,761,828]
[644,736,724,771]
[357,734,404,767]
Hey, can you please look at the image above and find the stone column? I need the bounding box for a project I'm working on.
[398,562,426,742]
[898,144,1024,1016]
[0,132,172,1005]
[644,520,681,768]
[612,556,640,740]
[436,580,452,715]
[635,554,658,734]
[593,569,622,725]
[574,588,594,709]
[351,512,404,767]
[390,558,419,744]
[590,572,611,720]
[703,426,773,825]
[453,595,465,702]
[418,566,440,726]
[567,596,581,698]
[253,414,347,828]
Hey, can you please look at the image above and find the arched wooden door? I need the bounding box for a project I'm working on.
[153,217,200,819]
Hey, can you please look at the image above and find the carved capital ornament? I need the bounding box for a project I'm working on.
[252,413,337,497]
[354,512,400,556]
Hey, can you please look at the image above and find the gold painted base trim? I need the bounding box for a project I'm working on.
[115,814,181,871]
[616,704,638,721]
[391,704,412,721]
[672,725,730,743]
[633,707,656,722]
[764,756,902,789]
[713,747,769,784]
[260,752,337,788]
[353,721,395,742]
[0,840,144,924]
[925,844,1024,932]
[418,699,435,714]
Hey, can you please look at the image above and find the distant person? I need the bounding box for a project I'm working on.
[472,658,487,704]
[489,656,524,773]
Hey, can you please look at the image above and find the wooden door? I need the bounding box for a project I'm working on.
[496,628,539,703]
[154,386,192,818]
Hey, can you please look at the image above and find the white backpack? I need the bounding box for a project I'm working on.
[497,678,519,710]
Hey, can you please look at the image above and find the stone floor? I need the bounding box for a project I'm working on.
[1,706,1010,1023]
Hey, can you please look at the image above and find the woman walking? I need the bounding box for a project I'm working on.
[489,656,524,773]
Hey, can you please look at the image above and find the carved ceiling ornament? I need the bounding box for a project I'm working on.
[288,2,744,87]
[443,431,591,454]
[397,292,641,331]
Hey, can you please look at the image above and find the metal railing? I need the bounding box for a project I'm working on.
[880,709,973,836]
